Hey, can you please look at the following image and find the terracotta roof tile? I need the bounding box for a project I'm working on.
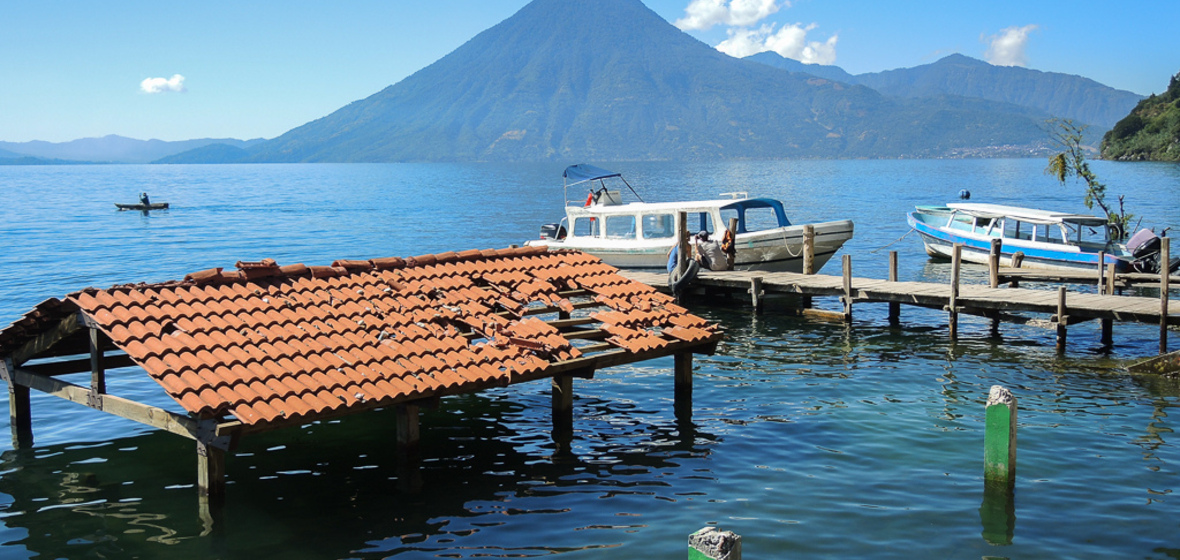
[0,248,721,426]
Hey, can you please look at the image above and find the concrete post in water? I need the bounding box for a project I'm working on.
[842,254,853,323]
[888,251,900,325]
[984,385,1017,487]
[989,238,1002,289]
[1162,238,1171,354]
[949,244,962,340]
[1056,286,1068,353]
[689,527,741,560]
[802,224,816,275]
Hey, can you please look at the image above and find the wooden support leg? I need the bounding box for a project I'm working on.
[8,383,33,448]
[674,352,693,421]
[197,439,226,500]
[396,403,421,455]
[551,375,573,447]
[749,277,764,315]
[888,251,900,326]
[1101,319,1113,348]
[1056,286,1068,354]
[842,254,853,323]
[949,245,961,340]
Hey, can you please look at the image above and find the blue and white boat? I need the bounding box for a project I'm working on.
[907,203,1144,272]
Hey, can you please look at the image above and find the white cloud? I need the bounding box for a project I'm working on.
[716,22,838,65]
[140,74,187,94]
[676,0,784,31]
[983,25,1037,67]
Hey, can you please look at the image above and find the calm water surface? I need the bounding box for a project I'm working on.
[1,160,1179,559]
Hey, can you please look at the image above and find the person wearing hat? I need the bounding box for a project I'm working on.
[693,230,728,271]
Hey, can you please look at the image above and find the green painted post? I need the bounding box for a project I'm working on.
[983,385,1017,486]
[689,527,741,560]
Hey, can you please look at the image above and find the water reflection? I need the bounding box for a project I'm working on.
[0,391,718,559]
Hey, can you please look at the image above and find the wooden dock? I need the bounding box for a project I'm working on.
[622,247,1178,355]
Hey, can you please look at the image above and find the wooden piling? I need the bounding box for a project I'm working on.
[689,527,742,560]
[1097,252,1106,294]
[674,352,693,421]
[1102,263,1115,347]
[842,254,853,322]
[984,385,1017,487]
[749,276,764,314]
[551,376,574,444]
[1162,238,1171,354]
[802,225,816,275]
[949,244,962,339]
[1009,252,1024,288]
[396,403,421,453]
[677,211,689,277]
[888,251,900,325]
[988,239,1001,289]
[1056,286,1068,353]
[196,439,227,499]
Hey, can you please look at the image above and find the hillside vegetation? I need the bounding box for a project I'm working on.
[1101,71,1180,161]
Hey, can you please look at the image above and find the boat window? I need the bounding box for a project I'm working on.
[641,214,674,239]
[1002,219,1030,241]
[687,212,713,235]
[720,199,789,233]
[604,215,636,239]
[572,217,599,238]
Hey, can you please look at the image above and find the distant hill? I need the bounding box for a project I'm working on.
[747,52,1142,130]
[0,135,266,164]
[219,0,1049,163]
[153,143,252,164]
[744,52,856,83]
[1101,71,1180,161]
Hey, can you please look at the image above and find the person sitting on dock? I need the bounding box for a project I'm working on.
[139,192,151,206]
[693,231,729,272]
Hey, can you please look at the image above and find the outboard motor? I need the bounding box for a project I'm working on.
[1127,229,1174,273]
[539,223,567,240]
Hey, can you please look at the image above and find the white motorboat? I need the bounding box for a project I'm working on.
[525,164,854,272]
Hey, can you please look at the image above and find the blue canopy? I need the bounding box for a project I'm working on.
[563,164,621,187]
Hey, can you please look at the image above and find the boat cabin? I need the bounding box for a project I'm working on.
[557,197,792,243]
[940,203,1111,249]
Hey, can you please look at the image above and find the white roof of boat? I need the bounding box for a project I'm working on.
[568,198,759,214]
[946,203,1107,225]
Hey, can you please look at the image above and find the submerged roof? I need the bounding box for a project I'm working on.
[0,247,719,427]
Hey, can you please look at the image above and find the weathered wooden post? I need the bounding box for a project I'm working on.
[552,376,574,447]
[988,238,1001,289]
[949,244,962,340]
[984,385,1017,486]
[1009,252,1024,288]
[888,250,900,326]
[980,387,1017,547]
[1162,238,1171,354]
[677,211,690,277]
[689,527,741,560]
[842,254,853,323]
[749,277,764,314]
[1056,286,1068,353]
[802,225,816,275]
[1102,263,1116,347]
[674,352,693,421]
[2,358,33,447]
[1097,251,1106,293]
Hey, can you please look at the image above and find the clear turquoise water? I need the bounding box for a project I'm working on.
[0,160,1178,559]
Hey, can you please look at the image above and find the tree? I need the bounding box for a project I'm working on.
[1045,118,1132,239]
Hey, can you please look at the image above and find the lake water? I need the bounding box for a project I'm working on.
[1,159,1179,559]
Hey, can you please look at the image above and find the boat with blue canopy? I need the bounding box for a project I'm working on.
[525,165,854,272]
[907,202,1174,273]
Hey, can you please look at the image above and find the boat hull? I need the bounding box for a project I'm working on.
[532,220,853,273]
[907,211,1131,272]
[116,203,169,211]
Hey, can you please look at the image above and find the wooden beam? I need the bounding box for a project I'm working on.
[21,353,136,376]
[10,312,82,366]
[9,366,200,440]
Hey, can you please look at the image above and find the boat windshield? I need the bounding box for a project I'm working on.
[720,198,790,233]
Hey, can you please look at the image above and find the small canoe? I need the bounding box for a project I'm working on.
[115,202,169,211]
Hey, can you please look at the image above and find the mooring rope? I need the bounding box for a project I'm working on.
[869,229,914,254]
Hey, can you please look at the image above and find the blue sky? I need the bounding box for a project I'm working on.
[2,0,1177,143]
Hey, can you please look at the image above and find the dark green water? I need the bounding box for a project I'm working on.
[0,160,1178,558]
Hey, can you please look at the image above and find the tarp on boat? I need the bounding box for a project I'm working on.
[563,164,620,186]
